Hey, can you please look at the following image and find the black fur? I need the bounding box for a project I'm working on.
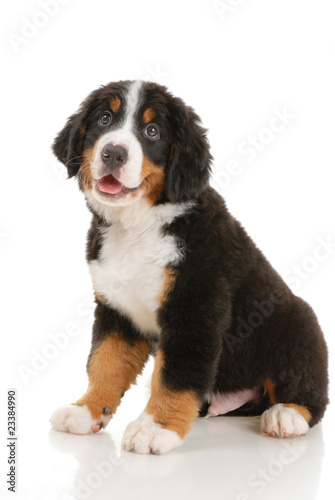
[53,80,329,437]
[160,188,328,425]
[53,112,84,178]
[164,97,212,202]
[53,81,212,202]
[53,81,131,179]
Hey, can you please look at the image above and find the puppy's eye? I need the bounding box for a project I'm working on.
[98,112,112,126]
[144,123,160,141]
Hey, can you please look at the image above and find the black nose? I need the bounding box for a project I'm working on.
[101,144,128,169]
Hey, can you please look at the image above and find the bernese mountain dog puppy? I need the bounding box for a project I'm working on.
[50,80,328,455]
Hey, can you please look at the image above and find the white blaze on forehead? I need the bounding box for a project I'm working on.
[123,80,143,129]
[91,80,144,188]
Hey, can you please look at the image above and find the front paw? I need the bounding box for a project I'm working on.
[50,404,111,435]
[122,411,183,455]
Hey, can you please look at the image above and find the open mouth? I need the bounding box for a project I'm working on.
[96,174,139,197]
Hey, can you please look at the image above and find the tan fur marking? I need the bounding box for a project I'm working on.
[283,403,312,423]
[79,124,86,138]
[90,271,107,304]
[146,351,200,439]
[110,96,121,113]
[157,267,177,305]
[80,147,95,191]
[169,144,175,162]
[94,292,107,304]
[264,379,278,405]
[264,382,312,423]
[140,155,165,204]
[76,334,150,419]
[143,108,156,124]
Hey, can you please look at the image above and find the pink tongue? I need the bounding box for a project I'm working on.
[98,174,123,194]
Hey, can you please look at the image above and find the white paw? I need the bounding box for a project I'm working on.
[260,404,309,438]
[122,411,183,455]
[50,404,111,435]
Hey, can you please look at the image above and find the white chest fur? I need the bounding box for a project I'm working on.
[89,202,191,336]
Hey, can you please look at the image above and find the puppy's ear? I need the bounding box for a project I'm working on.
[52,112,85,178]
[165,99,212,202]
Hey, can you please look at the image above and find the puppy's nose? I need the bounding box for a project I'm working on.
[101,144,128,169]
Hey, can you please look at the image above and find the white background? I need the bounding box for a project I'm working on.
[1,1,334,499]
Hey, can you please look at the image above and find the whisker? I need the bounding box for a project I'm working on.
[65,155,83,166]
[76,159,93,190]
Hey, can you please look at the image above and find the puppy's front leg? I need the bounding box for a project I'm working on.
[122,350,202,455]
[51,331,150,434]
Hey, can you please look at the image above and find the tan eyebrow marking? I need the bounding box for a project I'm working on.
[143,108,156,124]
[110,96,122,113]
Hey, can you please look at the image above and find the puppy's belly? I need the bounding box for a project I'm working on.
[207,388,259,416]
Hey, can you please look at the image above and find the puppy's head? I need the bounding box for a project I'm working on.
[53,80,211,211]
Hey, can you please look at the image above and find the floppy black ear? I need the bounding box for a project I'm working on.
[52,112,85,178]
[165,99,212,202]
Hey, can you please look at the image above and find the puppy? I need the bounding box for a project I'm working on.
[50,80,328,454]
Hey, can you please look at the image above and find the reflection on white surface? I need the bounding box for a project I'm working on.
[2,3,335,497]
[10,380,333,500]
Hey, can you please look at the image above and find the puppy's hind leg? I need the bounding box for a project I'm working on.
[260,403,311,438]
[260,295,329,438]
